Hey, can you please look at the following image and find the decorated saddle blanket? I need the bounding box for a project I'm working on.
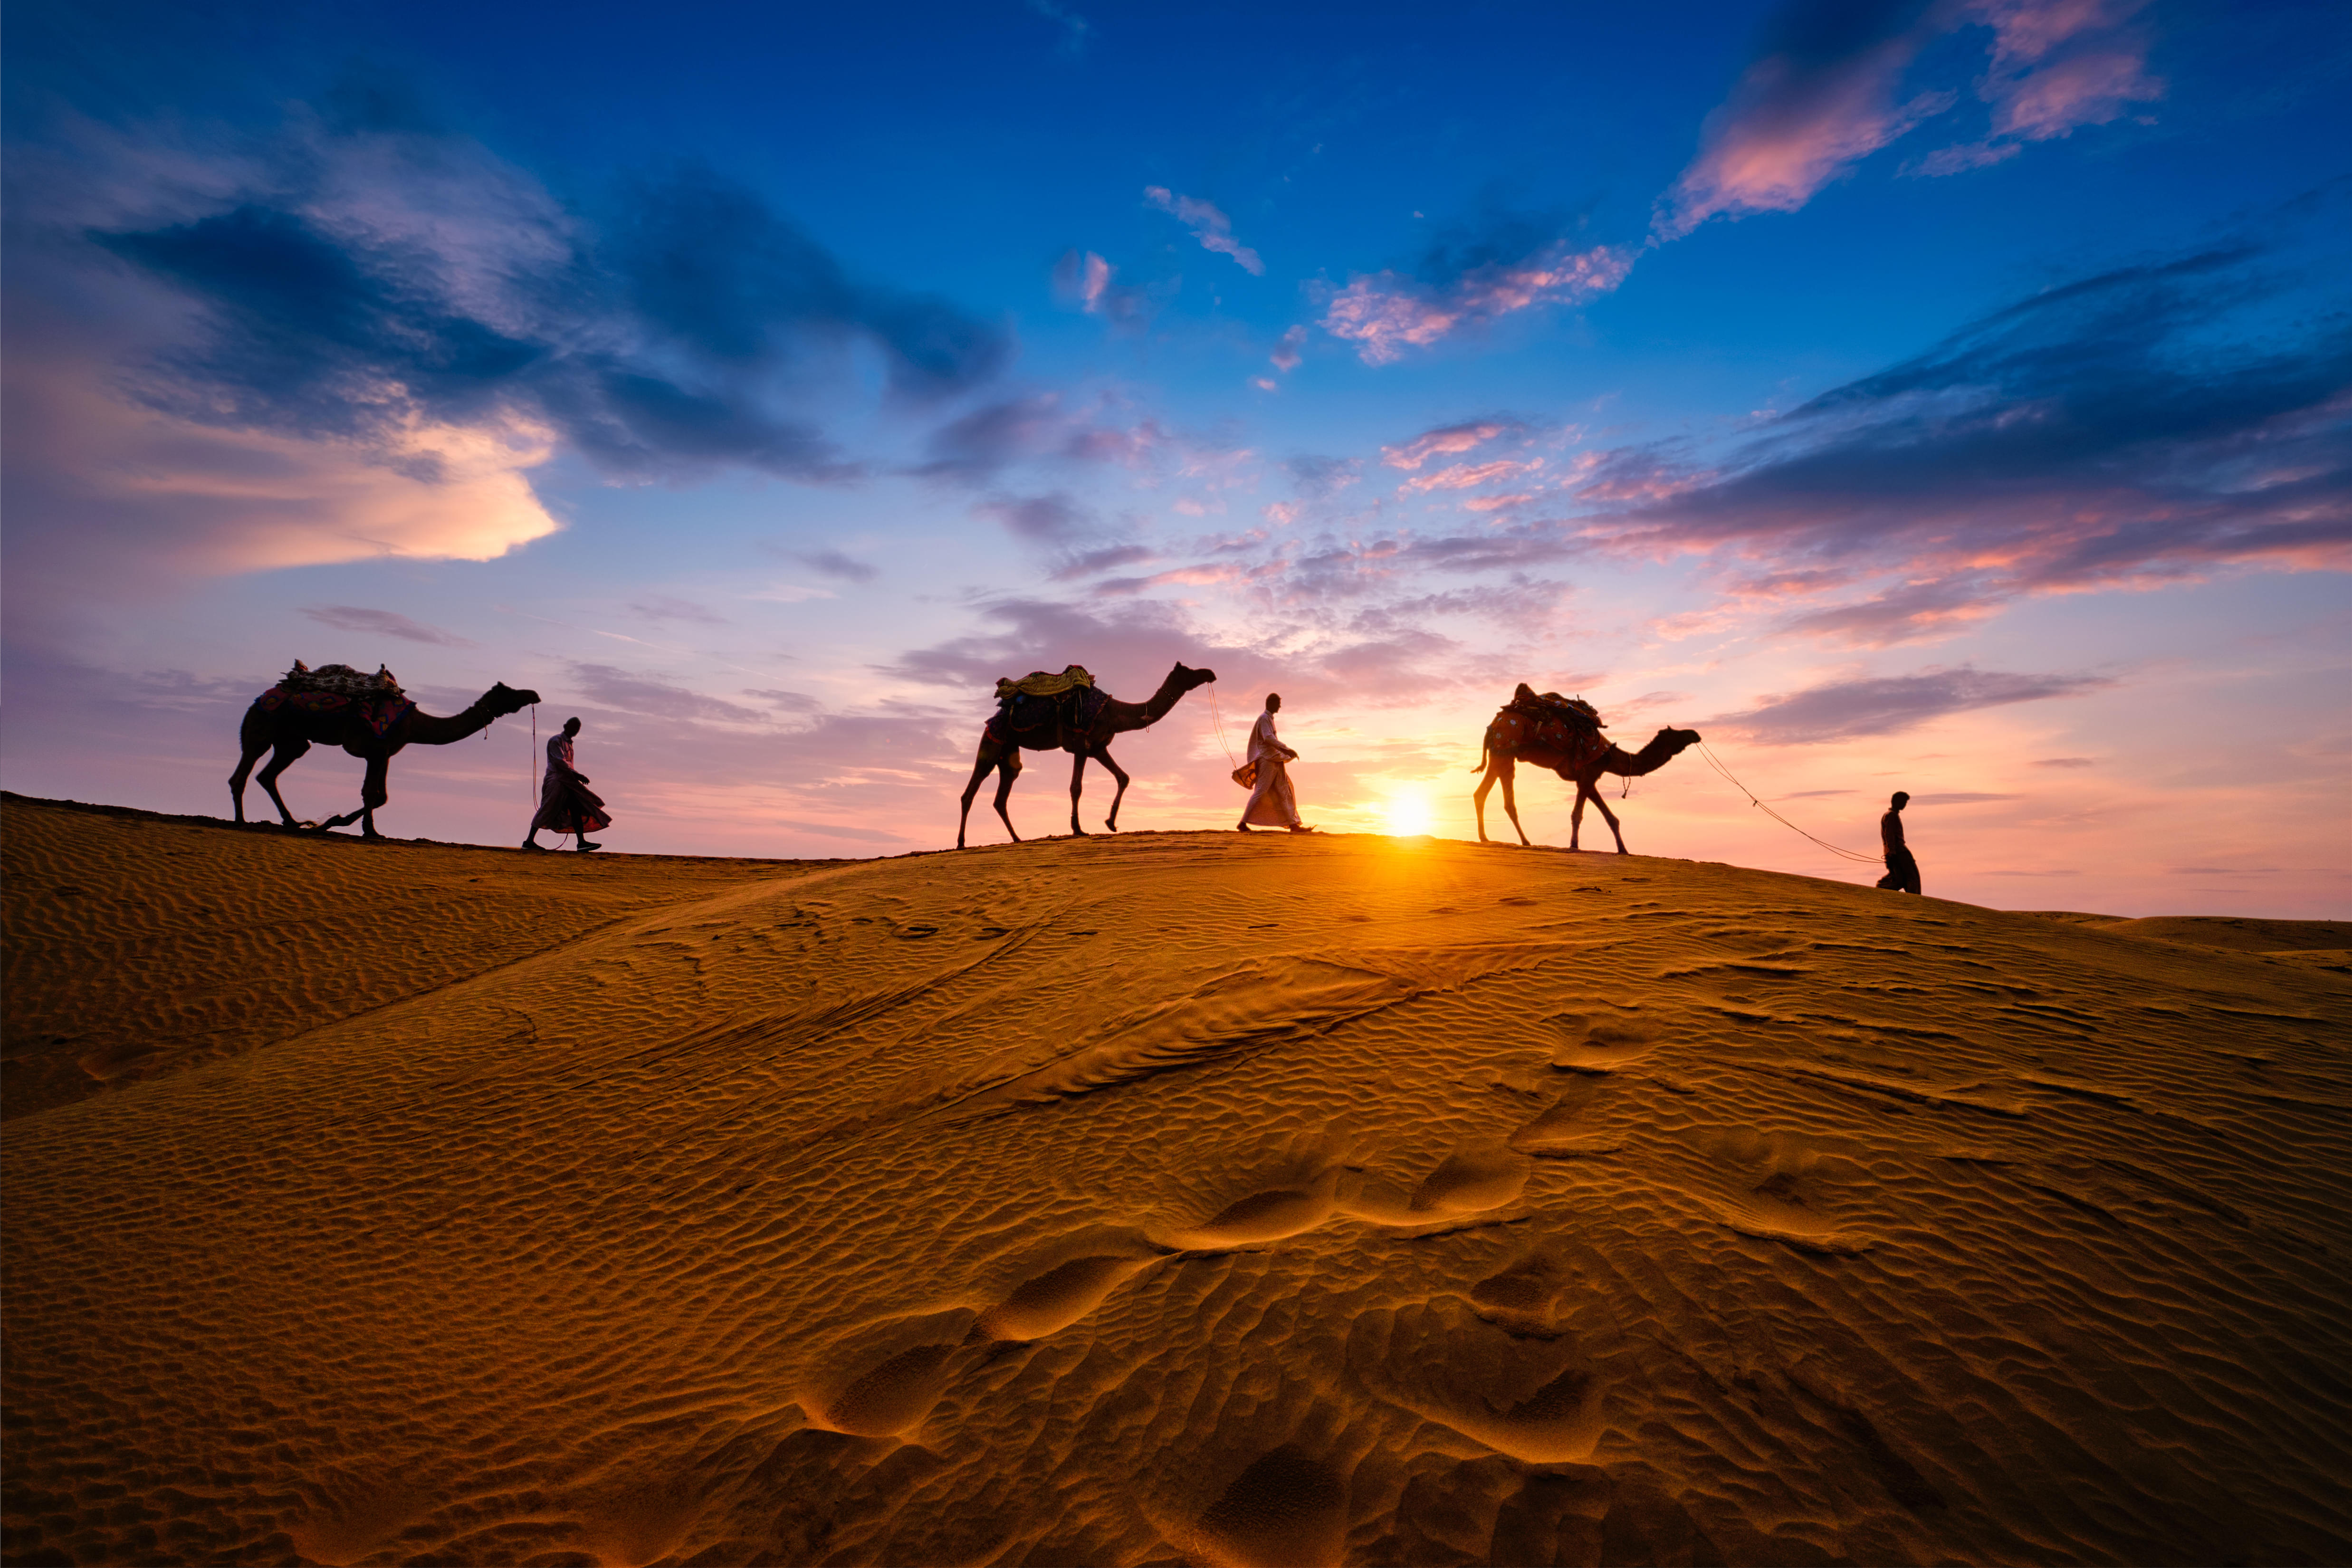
[1505,682,1604,728]
[986,682,1109,746]
[994,665,1095,702]
[252,662,414,736]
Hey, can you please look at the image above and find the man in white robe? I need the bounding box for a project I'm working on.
[1238,692,1314,832]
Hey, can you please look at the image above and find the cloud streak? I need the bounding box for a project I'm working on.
[1565,239,2352,641]
[1144,187,1263,276]
[1711,666,2114,744]
[299,605,477,646]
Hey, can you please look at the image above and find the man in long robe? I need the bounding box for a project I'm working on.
[1874,790,1920,893]
[524,717,612,852]
[1237,692,1313,832]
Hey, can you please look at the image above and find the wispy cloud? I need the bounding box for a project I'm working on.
[1402,457,1544,494]
[1381,420,1523,471]
[1144,187,1263,276]
[1654,0,1950,239]
[630,595,727,625]
[1656,0,2166,236]
[1320,242,1629,364]
[1564,237,2352,642]
[1911,0,2162,175]
[790,548,878,583]
[1710,665,2115,744]
[299,605,477,646]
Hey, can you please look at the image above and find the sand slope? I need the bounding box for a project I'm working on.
[1,796,808,1120]
[5,807,2350,1566]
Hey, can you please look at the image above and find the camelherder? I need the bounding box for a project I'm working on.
[1875,790,1920,894]
[1237,692,1315,833]
[524,716,611,852]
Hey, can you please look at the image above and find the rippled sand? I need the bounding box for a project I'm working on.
[5,795,2349,1565]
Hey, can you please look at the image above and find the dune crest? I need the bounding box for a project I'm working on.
[5,801,2350,1564]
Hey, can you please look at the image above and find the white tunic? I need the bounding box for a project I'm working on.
[1240,710,1301,828]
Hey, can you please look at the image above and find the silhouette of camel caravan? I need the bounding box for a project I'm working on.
[231,661,539,841]
[957,662,1216,847]
[1472,684,1700,852]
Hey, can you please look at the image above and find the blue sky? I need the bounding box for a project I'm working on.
[5,0,2348,914]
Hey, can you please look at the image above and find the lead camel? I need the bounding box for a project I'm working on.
[231,679,541,840]
[956,662,1217,848]
[1470,690,1701,852]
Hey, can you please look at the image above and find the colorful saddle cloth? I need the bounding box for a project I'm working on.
[251,662,414,736]
[1505,683,1604,728]
[994,665,1095,702]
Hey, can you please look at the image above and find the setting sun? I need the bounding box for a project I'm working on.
[1382,789,1433,837]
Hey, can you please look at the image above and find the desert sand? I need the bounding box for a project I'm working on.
[4,793,2350,1566]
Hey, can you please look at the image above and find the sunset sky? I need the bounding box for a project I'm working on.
[5,0,2347,915]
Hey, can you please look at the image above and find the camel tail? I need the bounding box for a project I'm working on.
[1469,735,1491,774]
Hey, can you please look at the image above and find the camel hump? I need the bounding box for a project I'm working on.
[1506,685,1604,728]
[280,661,404,698]
[994,664,1095,702]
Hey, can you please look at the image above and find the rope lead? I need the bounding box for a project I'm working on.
[1697,740,1882,864]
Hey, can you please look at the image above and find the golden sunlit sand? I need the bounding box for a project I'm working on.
[5,794,2350,1566]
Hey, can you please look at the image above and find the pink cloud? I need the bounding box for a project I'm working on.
[1270,324,1306,372]
[1654,29,1950,239]
[1380,420,1519,471]
[1143,187,1263,276]
[1462,493,1537,513]
[1402,457,1544,494]
[1912,2,2162,175]
[1320,243,1630,364]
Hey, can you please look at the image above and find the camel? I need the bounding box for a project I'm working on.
[231,679,541,840]
[1471,694,1701,853]
[956,662,1217,848]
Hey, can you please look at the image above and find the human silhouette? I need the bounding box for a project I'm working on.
[524,717,611,852]
[1875,790,1920,894]
[1237,693,1314,832]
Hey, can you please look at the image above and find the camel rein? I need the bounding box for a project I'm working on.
[1695,739,1880,864]
[1205,684,1241,768]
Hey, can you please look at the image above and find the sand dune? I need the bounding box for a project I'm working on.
[5,798,2350,1565]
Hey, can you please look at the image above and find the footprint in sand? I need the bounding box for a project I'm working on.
[1467,1245,1574,1337]
[975,1252,1156,1342]
[1349,1298,1611,1465]
[1406,1138,1532,1215]
[1192,1446,1349,1568]
[1547,1010,1664,1072]
[803,1309,975,1436]
[1509,1080,1626,1159]
[1169,1167,1345,1248]
[1702,1129,1874,1255]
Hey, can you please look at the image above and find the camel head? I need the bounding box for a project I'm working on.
[481,682,543,716]
[1650,726,1702,759]
[1170,661,1217,692]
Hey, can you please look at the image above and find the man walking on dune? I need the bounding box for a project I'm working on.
[1875,790,1921,894]
[1237,692,1315,833]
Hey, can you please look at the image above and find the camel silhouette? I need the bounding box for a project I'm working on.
[231,680,541,840]
[956,662,1217,848]
[1471,694,1701,852]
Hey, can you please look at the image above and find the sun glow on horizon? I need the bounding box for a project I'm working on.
[1381,788,1434,837]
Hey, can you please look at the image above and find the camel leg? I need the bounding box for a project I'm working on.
[1497,757,1532,847]
[1091,744,1131,832]
[1585,783,1629,854]
[1472,760,1500,842]
[1569,780,1585,851]
[229,741,268,824]
[254,739,312,828]
[957,749,997,849]
[1067,750,1090,837]
[993,754,1023,843]
[358,755,390,840]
